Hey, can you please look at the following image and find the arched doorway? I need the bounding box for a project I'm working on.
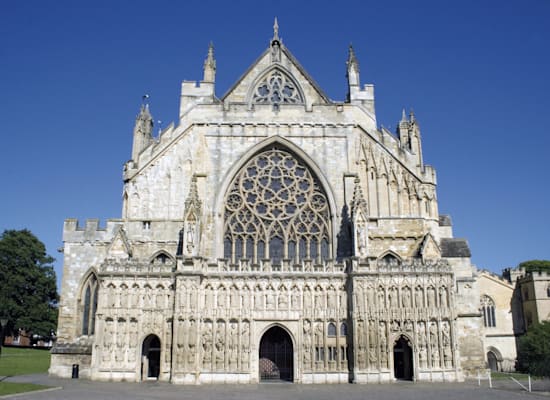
[487,351,498,372]
[141,334,161,380]
[393,336,413,380]
[259,326,293,382]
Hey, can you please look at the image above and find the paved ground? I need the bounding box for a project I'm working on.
[2,374,549,400]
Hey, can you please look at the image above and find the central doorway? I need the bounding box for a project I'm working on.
[141,334,161,380]
[259,326,293,382]
[393,336,413,380]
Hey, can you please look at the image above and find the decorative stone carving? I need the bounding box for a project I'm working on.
[251,69,304,105]
[223,148,329,263]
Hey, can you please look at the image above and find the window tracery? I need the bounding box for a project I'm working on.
[81,273,98,335]
[480,295,496,327]
[252,69,304,105]
[224,147,331,263]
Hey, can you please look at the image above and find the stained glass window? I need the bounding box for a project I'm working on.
[224,147,331,263]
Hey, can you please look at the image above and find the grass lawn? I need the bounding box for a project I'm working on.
[0,346,53,395]
[0,346,51,376]
[492,371,533,380]
[0,382,51,396]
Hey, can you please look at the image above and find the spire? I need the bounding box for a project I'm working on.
[135,103,153,135]
[273,17,279,41]
[270,18,282,62]
[131,99,153,161]
[346,44,360,90]
[347,44,359,73]
[203,42,216,83]
[409,108,416,123]
[401,108,407,123]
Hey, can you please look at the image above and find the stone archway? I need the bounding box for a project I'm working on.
[259,326,293,382]
[141,334,161,380]
[487,351,498,372]
[393,335,413,380]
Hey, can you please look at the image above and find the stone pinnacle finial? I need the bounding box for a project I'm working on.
[401,108,407,122]
[138,96,152,121]
[410,108,416,123]
[347,44,359,72]
[273,17,279,41]
[351,177,367,214]
[203,42,216,82]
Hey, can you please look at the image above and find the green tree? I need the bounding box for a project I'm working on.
[518,259,550,272]
[0,229,58,338]
[517,321,550,377]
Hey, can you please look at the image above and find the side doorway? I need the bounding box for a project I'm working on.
[393,336,413,380]
[141,334,161,380]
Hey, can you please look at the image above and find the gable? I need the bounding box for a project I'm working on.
[107,225,132,260]
[419,233,441,261]
[222,39,331,108]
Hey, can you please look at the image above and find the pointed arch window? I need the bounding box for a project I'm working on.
[327,322,337,337]
[480,295,496,328]
[224,147,331,264]
[340,322,348,336]
[251,69,304,105]
[81,273,98,335]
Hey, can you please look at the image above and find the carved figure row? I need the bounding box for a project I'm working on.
[355,283,451,312]
[354,318,454,370]
[302,319,349,371]
[199,319,251,371]
[100,283,172,310]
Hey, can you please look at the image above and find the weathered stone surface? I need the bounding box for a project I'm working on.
[50,25,490,384]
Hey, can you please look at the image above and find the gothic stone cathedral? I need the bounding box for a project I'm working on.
[50,25,486,384]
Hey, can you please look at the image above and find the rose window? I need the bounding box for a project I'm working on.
[224,148,331,263]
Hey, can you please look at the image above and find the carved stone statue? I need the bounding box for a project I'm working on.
[402,287,411,308]
[415,286,424,307]
[439,286,448,308]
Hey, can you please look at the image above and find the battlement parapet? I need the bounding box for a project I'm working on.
[181,80,215,97]
[63,219,124,242]
[178,257,347,276]
[352,257,452,274]
[99,259,174,277]
[479,269,514,287]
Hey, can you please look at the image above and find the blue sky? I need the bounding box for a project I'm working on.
[1,0,549,290]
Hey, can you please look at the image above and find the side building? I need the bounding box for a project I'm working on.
[50,23,487,384]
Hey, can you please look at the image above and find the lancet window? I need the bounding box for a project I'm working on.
[252,69,304,105]
[480,295,496,328]
[81,273,98,335]
[223,147,331,264]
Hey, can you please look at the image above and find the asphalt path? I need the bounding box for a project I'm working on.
[2,374,549,400]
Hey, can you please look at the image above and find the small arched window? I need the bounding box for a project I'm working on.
[327,322,337,337]
[81,273,99,335]
[480,295,496,328]
[340,322,348,336]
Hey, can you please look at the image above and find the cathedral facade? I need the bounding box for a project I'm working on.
[50,24,487,384]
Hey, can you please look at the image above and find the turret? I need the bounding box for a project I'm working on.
[345,45,375,117]
[397,109,423,168]
[131,102,153,162]
[179,43,217,119]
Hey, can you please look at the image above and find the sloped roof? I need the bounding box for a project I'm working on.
[440,238,471,258]
[221,41,332,104]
